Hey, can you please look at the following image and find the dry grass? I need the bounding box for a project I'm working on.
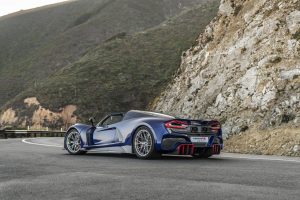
[224,125,300,156]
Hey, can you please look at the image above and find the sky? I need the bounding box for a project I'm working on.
[0,0,71,17]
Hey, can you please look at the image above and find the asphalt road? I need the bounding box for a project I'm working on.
[0,138,299,200]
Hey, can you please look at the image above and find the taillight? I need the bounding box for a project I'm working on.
[211,121,221,133]
[165,120,188,129]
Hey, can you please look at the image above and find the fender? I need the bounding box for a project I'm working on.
[65,123,93,149]
[129,120,169,152]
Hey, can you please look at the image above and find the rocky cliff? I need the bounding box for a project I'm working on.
[152,0,300,140]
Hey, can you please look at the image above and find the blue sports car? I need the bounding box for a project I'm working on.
[64,110,223,159]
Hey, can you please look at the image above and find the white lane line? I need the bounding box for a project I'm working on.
[219,155,300,163]
[22,138,63,148]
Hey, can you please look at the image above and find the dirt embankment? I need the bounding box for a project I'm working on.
[224,126,300,156]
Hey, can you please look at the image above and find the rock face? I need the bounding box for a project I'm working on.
[0,97,77,130]
[152,0,300,138]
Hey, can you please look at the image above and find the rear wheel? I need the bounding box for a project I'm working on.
[133,126,160,159]
[65,129,86,155]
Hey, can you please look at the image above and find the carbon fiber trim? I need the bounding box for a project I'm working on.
[161,138,187,150]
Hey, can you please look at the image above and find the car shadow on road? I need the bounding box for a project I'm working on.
[64,152,235,162]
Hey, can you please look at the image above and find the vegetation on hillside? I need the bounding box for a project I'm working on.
[7,1,220,123]
[0,0,210,108]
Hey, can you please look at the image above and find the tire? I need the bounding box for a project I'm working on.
[193,148,213,158]
[64,129,86,155]
[133,126,161,159]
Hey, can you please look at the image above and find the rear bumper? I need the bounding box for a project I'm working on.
[160,133,223,155]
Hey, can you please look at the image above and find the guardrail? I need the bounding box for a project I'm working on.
[0,130,65,139]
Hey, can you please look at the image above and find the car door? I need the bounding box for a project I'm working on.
[92,114,123,146]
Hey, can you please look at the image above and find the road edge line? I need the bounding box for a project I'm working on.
[22,138,63,148]
[219,155,300,163]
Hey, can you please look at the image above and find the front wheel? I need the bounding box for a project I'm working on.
[65,129,86,155]
[133,126,160,159]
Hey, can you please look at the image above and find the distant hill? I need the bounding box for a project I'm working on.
[0,0,211,107]
[0,0,220,128]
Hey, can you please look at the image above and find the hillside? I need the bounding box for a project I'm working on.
[0,0,210,108]
[152,0,300,156]
[0,0,220,128]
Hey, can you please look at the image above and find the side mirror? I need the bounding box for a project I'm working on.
[89,117,96,127]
